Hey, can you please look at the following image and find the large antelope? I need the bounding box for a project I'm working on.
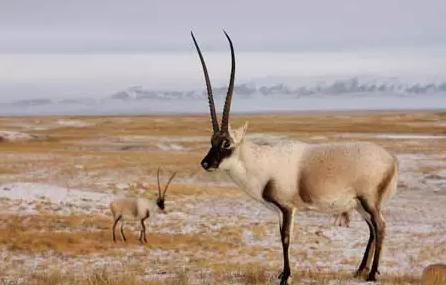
[191,31,398,284]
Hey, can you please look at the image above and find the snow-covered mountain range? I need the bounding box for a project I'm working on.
[1,77,446,115]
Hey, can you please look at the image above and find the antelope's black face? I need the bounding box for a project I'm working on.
[156,197,165,210]
[201,132,234,171]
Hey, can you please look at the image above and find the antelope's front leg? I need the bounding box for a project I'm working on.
[278,207,295,285]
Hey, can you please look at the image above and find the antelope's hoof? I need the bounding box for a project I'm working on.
[279,276,291,285]
[354,268,366,278]
[366,273,377,282]
[278,272,291,285]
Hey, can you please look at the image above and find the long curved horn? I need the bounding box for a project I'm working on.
[191,31,220,133]
[220,30,236,134]
[163,172,177,197]
[157,167,161,198]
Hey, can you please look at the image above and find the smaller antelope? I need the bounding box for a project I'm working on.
[422,264,446,285]
[110,168,176,243]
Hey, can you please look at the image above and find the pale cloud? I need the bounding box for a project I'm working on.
[0,0,445,52]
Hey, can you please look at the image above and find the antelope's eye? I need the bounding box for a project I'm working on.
[222,140,231,149]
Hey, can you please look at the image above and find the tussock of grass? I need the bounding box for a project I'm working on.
[422,264,446,285]
[0,213,236,256]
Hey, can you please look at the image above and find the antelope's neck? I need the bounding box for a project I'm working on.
[223,140,271,201]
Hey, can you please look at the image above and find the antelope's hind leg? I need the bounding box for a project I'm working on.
[140,218,148,244]
[354,207,375,278]
[356,197,386,282]
[120,220,127,242]
[367,209,385,281]
[139,211,150,244]
[112,215,122,243]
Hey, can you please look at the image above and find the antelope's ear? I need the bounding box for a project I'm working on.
[229,121,248,145]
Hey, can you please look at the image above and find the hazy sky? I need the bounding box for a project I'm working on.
[1,0,445,101]
[1,0,445,52]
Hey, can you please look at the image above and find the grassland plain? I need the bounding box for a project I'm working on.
[0,110,445,284]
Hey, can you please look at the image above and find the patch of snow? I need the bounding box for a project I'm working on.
[397,153,446,193]
[0,182,113,213]
[0,130,38,142]
[117,135,208,143]
[56,119,92,128]
[374,133,446,140]
[155,143,187,151]
[336,132,446,140]
[435,120,446,127]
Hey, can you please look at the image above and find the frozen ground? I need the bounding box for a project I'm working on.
[0,182,112,214]
[0,112,444,284]
[0,131,40,142]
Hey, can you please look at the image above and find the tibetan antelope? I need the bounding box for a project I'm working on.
[191,31,398,284]
[110,168,176,243]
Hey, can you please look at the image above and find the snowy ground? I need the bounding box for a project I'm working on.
[0,112,444,284]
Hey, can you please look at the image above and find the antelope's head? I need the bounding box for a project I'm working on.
[191,31,248,172]
[156,168,176,211]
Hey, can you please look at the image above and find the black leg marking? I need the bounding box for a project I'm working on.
[139,229,143,242]
[140,217,148,244]
[358,197,386,282]
[262,179,295,285]
[120,220,127,242]
[278,208,293,285]
[355,218,375,276]
[368,211,385,281]
[112,215,122,243]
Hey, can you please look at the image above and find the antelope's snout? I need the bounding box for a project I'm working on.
[201,159,210,170]
[201,148,218,171]
[156,198,165,210]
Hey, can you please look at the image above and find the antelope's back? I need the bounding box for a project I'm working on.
[111,198,139,218]
[300,142,397,200]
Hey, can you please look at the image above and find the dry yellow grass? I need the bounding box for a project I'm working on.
[1,110,445,191]
[1,111,445,184]
[26,268,188,285]
[20,267,422,285]
[0,213,238,256]
[0,212,426,284]
[1,111,444,284]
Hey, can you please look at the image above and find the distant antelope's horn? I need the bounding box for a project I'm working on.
[157,167,161,198]
[191,31,220,133]
[220,30,235,134]
[163,172,177,197]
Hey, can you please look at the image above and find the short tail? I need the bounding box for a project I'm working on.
[380,155,399,205]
